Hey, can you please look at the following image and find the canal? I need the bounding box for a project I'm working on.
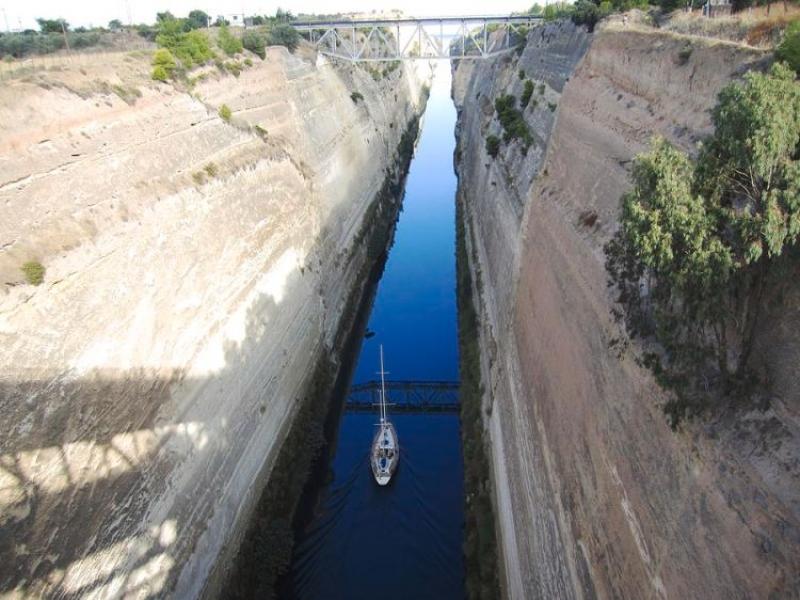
[283,65,464,599]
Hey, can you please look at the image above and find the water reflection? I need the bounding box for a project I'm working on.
[286,65,464,599]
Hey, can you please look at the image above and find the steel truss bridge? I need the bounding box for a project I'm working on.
[292,15,541,62]
[345,380,460,413]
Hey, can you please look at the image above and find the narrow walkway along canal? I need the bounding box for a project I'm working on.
[283,66,464,599]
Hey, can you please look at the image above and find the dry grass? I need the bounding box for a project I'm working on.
[660,5,800,48]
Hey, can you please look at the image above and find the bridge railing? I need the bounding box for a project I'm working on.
[292,15,541,62]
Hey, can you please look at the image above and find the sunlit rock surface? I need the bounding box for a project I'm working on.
[0,46,427,598]
[454,20,800,599]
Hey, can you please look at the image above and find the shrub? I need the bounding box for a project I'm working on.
[204,163,218,177]
[156,19,213,68]
[350,91,364,103]
[151,65,168,81]
[218,23,243,56]
[677,46,693,66]
[521,80,534,108]
[219,104,232,121]
[485,135,501,158]
[494,94,533,148]
[225,61,242,77]
[268,23,300,51]
[518,68,525,80]
[538,83,545,95]
[776,20,800,75]
[548,101,557,111]
[242,30,266,59]
[21,261,45,286]
[152,48,176,79]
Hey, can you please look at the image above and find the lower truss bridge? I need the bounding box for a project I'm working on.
[345,380,460,413]
[292,15,540,62]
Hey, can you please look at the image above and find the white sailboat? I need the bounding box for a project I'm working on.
[371,345,399,486]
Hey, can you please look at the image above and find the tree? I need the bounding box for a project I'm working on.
[156,11,175,23]
[268,24,300,51]
[242,30,266,59]
[155,18,213,68]
[275,8,294,22]
[218,23,243,55]
[187,10,209,30]
[36,18,68,33]
[606,63,800,424]
[776,20,800,75]
[214,16,230,27]
[108,19,123,31]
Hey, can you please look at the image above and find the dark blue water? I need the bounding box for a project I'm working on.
[287,66,464,599]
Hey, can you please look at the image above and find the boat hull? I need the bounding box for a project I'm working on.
[371,422,399,485]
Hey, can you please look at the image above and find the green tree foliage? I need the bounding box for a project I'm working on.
[186,10,210,30]
[495,94,533,149]
[572,0,603,29]
[521,79,535,107]
[350,91,364,103]
[218,23,243,56]
[268,23,300,51]
[155,17,213,68]
[219,104,232,121]
[485,134,501,158]
[36,18,68,33]
[606,64,800,425]
[151,48,176,80]
[776,20,800,75]
[543,2,575,20]
[108,19,123,30]
[242,30,266,59]
[151,65,168,81]
[21,261,45,286]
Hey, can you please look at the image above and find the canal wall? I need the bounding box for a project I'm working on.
[453,19,800,599]
[0,45,429,597]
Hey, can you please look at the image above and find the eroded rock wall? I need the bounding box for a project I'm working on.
[0,47,427,598]
[454,21,799,599]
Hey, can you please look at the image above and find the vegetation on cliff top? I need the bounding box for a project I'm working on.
[776,19,800,73]
[605,63,800,426]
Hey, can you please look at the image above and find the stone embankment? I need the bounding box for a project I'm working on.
[454,20,799,599]
[0,46,427,598]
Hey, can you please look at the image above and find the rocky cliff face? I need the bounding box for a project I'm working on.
[454,21,800,599]
[0,47,427,598]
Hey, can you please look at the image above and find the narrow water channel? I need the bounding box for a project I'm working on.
[284,65,464,599]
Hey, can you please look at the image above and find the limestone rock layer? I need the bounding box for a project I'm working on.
[0,47,427,598]
[453,21,799,599]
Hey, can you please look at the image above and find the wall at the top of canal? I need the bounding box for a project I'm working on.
[453,17,800,600]
[0,44,429,598]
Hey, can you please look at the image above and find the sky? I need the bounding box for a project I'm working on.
[1,0,535,30]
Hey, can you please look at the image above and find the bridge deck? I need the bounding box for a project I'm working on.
[293,15,541,29]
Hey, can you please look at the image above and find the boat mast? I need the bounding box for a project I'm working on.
[379,344,387,425]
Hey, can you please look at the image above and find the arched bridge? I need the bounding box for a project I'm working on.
[346,380,460,413]
[292,15,540,62]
